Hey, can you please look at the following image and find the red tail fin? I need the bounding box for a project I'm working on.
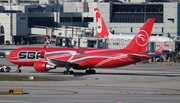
[94,8,109,38]
[155,41,167,54]
[124,18,155,53]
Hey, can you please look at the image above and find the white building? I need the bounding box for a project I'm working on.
[0,0,180,50]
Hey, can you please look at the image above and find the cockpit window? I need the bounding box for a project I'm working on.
[7,51,12,56]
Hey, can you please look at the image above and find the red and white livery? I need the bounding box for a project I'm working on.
[7,18,155,74]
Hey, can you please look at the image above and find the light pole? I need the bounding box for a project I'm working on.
[144,2,146,22]
[9,0,13,44]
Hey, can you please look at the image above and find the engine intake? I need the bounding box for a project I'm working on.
[34,61,56,72]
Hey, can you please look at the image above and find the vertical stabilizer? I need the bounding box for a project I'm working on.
[124,18,155,53]
[94,8,110,38]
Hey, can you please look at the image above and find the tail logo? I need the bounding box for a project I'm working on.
[95,10,102,33]
[136,30,149,46]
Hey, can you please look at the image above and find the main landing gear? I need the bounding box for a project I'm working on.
[63,65,74,75]
[63,66,96,75]
[15,65,22,73]
[85,68,96,74]
[63,70,74,74]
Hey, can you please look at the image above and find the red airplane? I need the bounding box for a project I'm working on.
[6,18,155,74]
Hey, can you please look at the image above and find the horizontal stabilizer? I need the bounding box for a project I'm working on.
[128,54,150,60]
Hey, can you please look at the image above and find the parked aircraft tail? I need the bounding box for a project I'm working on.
[94,8,111,38]
[124,18,155,53]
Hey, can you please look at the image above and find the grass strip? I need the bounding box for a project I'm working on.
[0,75,54,81]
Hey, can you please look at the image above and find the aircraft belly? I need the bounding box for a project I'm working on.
[11,61,36,66]
[90,58,141,68]
[86,58,120,68]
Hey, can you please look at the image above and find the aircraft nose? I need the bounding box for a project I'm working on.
[6,53,10,60]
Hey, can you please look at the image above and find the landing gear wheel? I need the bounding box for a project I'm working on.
[63,64,73,75]
[0,68,5,72]
[15,65,22,73]
[85,70,96,74]
[70,71,74,74]
[63,70,74,75]
[18,69,22,73]
[85,70,89,74]
[92,70,96,74]
[63,71,67,74]
[16,69,21,73]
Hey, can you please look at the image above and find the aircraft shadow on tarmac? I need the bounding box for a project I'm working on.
[29,71,180,77]
[74,72,180,77]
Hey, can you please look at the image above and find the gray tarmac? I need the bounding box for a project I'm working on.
[0,57,180,103]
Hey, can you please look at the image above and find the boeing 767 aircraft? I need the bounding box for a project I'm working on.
[6,18,155,74]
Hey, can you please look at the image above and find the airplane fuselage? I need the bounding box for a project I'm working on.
[6,17,155,74]
[7,47,150,70]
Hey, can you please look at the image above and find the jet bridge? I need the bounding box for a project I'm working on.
[74,37,106,48]
[55,36,111,49]
[55,36,74,47]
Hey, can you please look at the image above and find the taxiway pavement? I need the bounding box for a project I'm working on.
[0,58,180,103]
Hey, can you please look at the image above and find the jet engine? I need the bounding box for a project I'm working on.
[34,61,56,72]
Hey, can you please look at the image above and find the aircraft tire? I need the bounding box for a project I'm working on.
[63,71,74,75]
[92,70,96,74]
[70,71,74,74]
[0,68,5,72]
[18,69,22,73]
[85,70,89,74]
[86,70,96,74]
[63,71,67,74]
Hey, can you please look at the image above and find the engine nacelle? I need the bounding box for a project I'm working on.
[34,61,56,72]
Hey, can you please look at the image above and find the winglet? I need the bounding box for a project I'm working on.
[40,44,47,58]
[94,8,110,38]
[124,18,155,53]
[40,35,49,58]
[155,41,167,54]
[43,35,50,44]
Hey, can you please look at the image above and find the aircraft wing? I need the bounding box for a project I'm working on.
[149,51,175,57]
[128,54,150,60]
[50,59,72,65]
[161,51,175,55]
[149,53,161,57]
[49,59,87,67]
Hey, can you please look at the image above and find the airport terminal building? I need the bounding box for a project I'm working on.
[0,0,180,50]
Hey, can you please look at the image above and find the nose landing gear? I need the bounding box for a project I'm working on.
[15,65,21,73]
[63,64,74,75]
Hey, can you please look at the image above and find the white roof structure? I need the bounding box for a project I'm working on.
[109,34,174,42]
